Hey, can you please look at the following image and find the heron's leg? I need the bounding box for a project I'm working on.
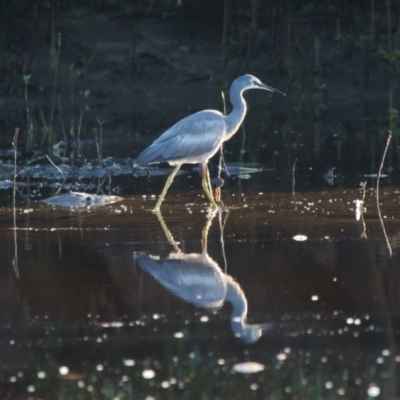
[201,163,218,209]
[206,166,213,195]
[153,164,181,212]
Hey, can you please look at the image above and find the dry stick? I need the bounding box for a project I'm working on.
[292,158,298,208]
[376,131,392,256]
[12,128,20,279]
[360,181,368,239]
[215,92,229,202]
[218,209,229,273]
[77,109,84,162]
[45,154,65,182]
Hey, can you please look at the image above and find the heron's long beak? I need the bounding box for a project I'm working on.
[257,82,285,96]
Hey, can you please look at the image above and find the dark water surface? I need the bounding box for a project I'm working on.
[1,176,400,399]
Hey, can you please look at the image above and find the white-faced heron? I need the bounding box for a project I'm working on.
[133,74,284,212]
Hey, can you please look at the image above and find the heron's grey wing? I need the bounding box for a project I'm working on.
[158,111,225,161]
[136,254,226,308]
[135,111,225,165]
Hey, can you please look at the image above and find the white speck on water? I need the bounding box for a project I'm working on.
[59,366,69,375]
[9,376,16,383]
[153,314,160,320]
[217,359,225,365]
[9,339,15,345]
[376,357,384,364]
[311,295,319,301]
[354,318,361,325]
[284,347,291,354]
[346,318,354,324]
[337,388,345,395]
[250,383,259,390]
[293,234,307,241]
[27,385,35,393]
[276,353,287,361]
[200,315,209,322]
[325,381,333,389]
[367,384,380,397]
[161,381,170,388]
[123,359,135,367]
[77,380,85,388]
[142,369,155,379]
[382,349,390,356]
[284,386,292,393]
[37,371,46,379]
[145,397,156,400]
[233,361,265,374]
[174,332,184,338]
[96,364,104,371]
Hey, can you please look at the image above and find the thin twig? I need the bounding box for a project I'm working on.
[45,154,66,182]
[376,131,392,256]
[12,128,20,279]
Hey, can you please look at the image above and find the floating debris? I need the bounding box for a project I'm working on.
[142,369,156,379]
[43,192,122,207]
[362,174,388,178]
[323,168,335,186]
[292,235,308,241]
[233,361,265,374]
[237,174,251,180]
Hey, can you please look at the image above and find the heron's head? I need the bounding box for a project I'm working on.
[234,74,285,96]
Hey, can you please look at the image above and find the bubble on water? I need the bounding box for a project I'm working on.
[346,318,354,324]
[142,369,155,379]
[218,359,225,365]
[174,332,184,338]
[250,383,258,390]
[233,362,265,374]
[276,353,287,361]
[311,295,319,301]
[59,366,69,375]
[376,357,384,364]
[96,364,104,371]
[200,315,209,322]
[292,234,307,241]
[367,384,380,397]
[9,376,17,383]
[337,388,345,395]
[123,359,135,367]
[77,380,85,388]
[382,349,390,356]
[37,371,46,379]
[325,381,333,389]
[27,385,35,393]
[161,381,170,388]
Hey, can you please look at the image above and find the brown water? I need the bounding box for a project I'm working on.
[1,180,400,399]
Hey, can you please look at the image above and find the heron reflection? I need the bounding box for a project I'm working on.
[134,211,274,343]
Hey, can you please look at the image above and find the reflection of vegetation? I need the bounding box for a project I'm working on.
[2,317,393,399]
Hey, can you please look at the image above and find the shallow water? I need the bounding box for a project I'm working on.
[1,172,400,399]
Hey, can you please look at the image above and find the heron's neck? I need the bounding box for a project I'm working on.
[225,277,247,321]
[224,89,247,141]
